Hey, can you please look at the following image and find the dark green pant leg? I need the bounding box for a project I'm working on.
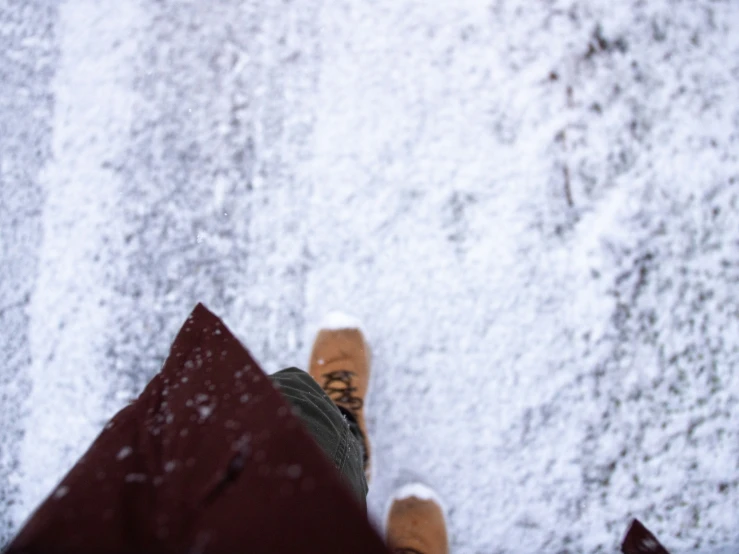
[270,367,368,507]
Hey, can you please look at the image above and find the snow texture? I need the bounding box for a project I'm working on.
[389,482,444,505]
[320,311,365,331]
[1,0,739,552]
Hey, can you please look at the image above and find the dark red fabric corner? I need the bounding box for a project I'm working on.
[7,303,390,554]
[621,518,671,554]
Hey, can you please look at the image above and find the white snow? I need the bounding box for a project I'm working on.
[197,405,214,421]
[319,311,365,331]
[7,0,144,532]
[1,0,739,552]
[51,486,69,500]
[388,482,443,505]
[116,447,133,461]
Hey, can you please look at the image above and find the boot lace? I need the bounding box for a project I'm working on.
[322,370,363,414]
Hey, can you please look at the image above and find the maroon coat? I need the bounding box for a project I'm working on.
[7,304,390,553]
[621,519,671,554]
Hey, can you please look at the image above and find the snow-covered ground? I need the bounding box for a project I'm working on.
[2,0,738,551]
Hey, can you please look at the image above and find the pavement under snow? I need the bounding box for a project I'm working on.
[1,0,738,552]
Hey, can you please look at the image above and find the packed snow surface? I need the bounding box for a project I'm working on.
[1,0,738,552]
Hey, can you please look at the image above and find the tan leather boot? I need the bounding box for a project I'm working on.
[386,484,449,554]
[308,312,372,481]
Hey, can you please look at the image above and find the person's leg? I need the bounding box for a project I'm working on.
[306,316,373,481]
[275,315,450,554]
[270,367,368,506]
[271,313,373,505]
[335,404,369,470]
